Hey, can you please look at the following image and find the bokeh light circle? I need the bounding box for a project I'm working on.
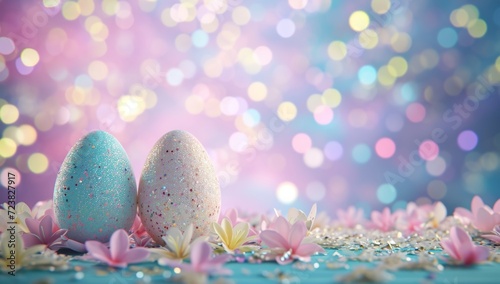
[419,140,439,161]
[327,41,347,61]
[324,141,343,161]
[427,180,447,200]
[16,124,38,146]
[306,181,326,201]
[0,104,19,124]
[1,167,21,188]
[276,18,296,38]
[166,68,184,86]
[406,103,426,123]
[192,30,209,47]
[426,156,447,176]
[277,101,297,122]
[358,65,377,85]
[229,132,248,152]
[247,81,267,102]
[303,147,324,168]
[377,183,397,204]
[242,109,261,127]
[371,0,391,14]
[349,11,370,32]
[375,137,396,159]
[289,0,308,10]
[352,143,372,164]
[0,138,17,158]
[292,133,312,154]
[276,181,298,204]
[28,153,49,174]
[313,105,334,125]
[437,27,458,48]
[457,130,478,151]
[0,37,15,55]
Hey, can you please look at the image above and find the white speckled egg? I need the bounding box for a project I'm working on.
[138,130,221,244]
[53,131,137,243]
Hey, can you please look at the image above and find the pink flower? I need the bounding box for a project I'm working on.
[22,215,67,250]
[396,209,424,235]
[31,200,54,220]
[336,206,365,228]
[85,229,149,268]
[130,215,149,238]
[218,208,246,225]
[420,202,447,228]
[482,225,500,244]
[440,226,489,266]
[454,196,500,232]
[160,241,232,276]
[260,216,325,264]
[131,233,153,247]
[370,207,398,232]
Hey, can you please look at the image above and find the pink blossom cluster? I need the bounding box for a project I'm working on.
[1,194,498,271]
[335,201,448,235]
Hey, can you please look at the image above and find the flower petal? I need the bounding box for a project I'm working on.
[433,202,447,223]
[110,229,129,260]
[295,242,325,257]
[260,230,288,249]
[271,216,290,238]
[221,218,233,242]
[212,222,227,243]
[482,234,500,244]
[207,253,232,267]
[181,224,194,252]
[122,247,150,264]
[63,238,87,252]
[471,196,485,216]
[307,203,317,230]
[190,241,212,269]
[450,226,474,261]
[474,207,497,232]
[289,221,307,250]
[454,207,473,225]
[494,199,500,213]
[39,215,53,240]
[85,240,111,263]
[227,208,238,225]
[287,207,303,224]
[472,246,490,263]
[163,227,182,253]
[47,229,67,244]
[440,239,459,260]
[231,222,250,248]
[371,211,382,228]
[25,218,40,235]
[21,233,42,248]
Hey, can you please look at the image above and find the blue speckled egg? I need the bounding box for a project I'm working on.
[53,131,137,243]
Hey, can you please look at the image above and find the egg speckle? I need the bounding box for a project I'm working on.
[138,130,221,244]
[53,131,137,243]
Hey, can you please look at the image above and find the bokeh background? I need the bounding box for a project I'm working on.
[1,0,500,216]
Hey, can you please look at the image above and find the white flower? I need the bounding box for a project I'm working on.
[151,224,207,261]
[275,203,317,231]
[0,232,46,272]
[0,202,34,233]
